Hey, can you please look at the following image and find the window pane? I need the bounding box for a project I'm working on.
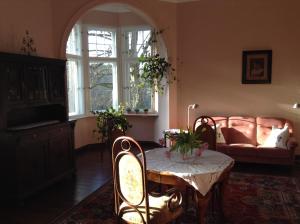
[88,29,116,58]
[128,62,152,110]
[125,30,151,57]
[67,59,83,116]
[66,24,81,55]
[89,62,116,111]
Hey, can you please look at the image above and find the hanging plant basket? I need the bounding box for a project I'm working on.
[139,53,175,95]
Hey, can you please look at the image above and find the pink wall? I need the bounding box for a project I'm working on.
[52,0,177,148]
[82,11,119,26]
[74,114,156,148]
[52,0,179,136]
[119,12,148,27]
[81,10,149,27]
[1,0,299,153]
[74,117,98,147]
[0,0,54,57]
[177,0,300,153]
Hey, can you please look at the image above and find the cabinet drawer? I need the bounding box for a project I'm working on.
[48,124,69,137]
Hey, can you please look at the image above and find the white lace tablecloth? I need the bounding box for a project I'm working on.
[145,148,234,196]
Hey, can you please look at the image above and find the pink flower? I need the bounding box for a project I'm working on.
[196,148,204,157]
[159,138,165,147]
[202,142,209,150]
[196,143,208,157]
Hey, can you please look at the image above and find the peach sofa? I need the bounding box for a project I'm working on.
[212,116,297,165]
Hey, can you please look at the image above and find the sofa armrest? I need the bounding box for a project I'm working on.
[287,137,298,150]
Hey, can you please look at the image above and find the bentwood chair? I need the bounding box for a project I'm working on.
[193,116,217,151]
[193,116,229,221]
[112,136,183,224]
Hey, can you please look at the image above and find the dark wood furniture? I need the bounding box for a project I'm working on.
[144,148,234,224]
[112,136,183,224]
[193,116,217,150]
[0,52,75,202]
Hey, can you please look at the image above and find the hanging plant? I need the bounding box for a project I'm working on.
[139,53,175,95]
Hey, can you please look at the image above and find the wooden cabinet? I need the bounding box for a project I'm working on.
[1,122,75,202]
[0,52,75,203]
[47,124,73,179]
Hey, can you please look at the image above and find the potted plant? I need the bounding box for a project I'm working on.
[143,108,148,113]
[166,130,203,159]
[92,105,132,146]
[126,107,132,113]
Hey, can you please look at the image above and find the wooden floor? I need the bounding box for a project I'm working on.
[1,145,112,224]
[1,144,300,224]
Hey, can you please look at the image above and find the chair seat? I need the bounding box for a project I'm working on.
[120,193,183,224]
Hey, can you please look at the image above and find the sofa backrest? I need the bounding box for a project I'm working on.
[211,116,294,146]
[256,117,293,145]
[211,116,256,145]
[211,116,229,142]
[228,116,257,145]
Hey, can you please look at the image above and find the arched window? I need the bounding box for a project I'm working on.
[66,5,156,117]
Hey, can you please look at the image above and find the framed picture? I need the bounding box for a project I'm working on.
[242,50,272,84]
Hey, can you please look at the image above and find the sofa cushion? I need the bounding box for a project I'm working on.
[211,117,229,142]
[217,143,257,156]
[262,125,289,149]
[256,117,293,145]
[216,124,226,144]
[228,116,256,145]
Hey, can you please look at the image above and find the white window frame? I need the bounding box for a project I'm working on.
[121,26,156,112]
[82,25,119,112]
[66,23,85,118]
[67,24,157,118]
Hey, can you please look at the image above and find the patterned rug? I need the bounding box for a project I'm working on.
[51,172,300,224]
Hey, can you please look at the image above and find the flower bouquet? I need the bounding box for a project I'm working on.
[165,129,204,160]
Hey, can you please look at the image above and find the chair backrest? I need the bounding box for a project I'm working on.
[193,116,217,150]
[112,136,150,223]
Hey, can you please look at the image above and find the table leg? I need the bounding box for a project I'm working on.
[195,190,212,224]
[219,173,230,221]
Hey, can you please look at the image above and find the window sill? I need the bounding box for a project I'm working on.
[69,112,159,121]
[125,112,158,117]
[69,114,94,121]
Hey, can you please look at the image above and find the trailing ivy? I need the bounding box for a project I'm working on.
[139,53,175,95]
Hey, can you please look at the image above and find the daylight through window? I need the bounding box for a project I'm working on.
[66,24,154,117]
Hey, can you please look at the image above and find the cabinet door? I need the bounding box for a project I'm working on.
[4,62,24,105]
[47,125,72,178]
[23,64,48,104]
[16,134,47,198]
[47,63,66,103]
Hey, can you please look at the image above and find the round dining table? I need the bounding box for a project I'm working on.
[144,147,234,224]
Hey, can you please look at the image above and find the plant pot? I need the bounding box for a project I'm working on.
[181,152,194,160]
